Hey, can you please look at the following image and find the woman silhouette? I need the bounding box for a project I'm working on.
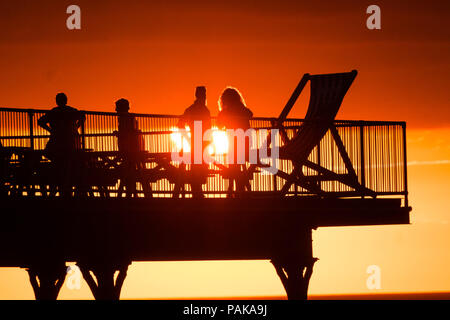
[217,87,253,197]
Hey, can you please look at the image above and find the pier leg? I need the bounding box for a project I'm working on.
[271,257,317,300]
[78,262,130,300]
[25,263,67,300]
[272,228,318,300]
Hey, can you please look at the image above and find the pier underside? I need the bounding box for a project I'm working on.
[0,197,410,300]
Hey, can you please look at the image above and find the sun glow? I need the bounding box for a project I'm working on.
[210,128,229,155]
[170,126,229,155]
[170,126,191,151]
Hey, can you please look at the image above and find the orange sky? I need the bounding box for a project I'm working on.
[0,0,449,299]
[0,0,449,127]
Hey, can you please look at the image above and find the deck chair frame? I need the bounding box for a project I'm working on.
[256,70,376,198]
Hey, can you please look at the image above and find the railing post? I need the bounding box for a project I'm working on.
[402,122,408,208]
[359,122,365,196]
[81,111,86,150]
[28,111,34,150]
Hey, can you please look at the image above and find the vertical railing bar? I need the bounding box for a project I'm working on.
[28,110,34,150]
[81,111,86,150]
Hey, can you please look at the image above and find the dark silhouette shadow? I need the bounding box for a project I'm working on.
[77,262,129,300]
[174,86,211,199]
[38,93,85,197]
[26,263,66,300]
[114,98,146,198]
[217,87,253,198]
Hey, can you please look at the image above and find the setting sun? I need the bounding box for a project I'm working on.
[170,126,229,155]
[170,126,191,152]
[211,128,229,155]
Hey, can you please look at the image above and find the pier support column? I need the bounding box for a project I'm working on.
[78,261,130,300]
[25,262,67,300]
[272,227,318,300]
[271,257,318,300]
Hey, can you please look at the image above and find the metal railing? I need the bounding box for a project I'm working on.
[0,107,408,204]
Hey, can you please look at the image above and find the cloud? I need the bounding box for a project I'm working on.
[407,160,450,166]
[413,217,449,225]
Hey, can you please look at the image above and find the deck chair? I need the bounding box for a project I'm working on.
[259,70,375,197]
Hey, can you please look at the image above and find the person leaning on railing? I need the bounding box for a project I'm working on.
[37,92,85,197]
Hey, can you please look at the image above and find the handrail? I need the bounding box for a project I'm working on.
[0,107,408,203]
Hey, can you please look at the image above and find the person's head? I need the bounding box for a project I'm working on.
[218,87,246,111]
[115,98,130,113]
[195,86,207,102]
[55,93,68,107]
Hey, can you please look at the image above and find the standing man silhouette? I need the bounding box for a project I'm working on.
[176,86,211,199]
[38,93,85,197]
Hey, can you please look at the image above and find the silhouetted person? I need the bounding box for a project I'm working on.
[114,98,145,197]
[176,86,211,199]
[38,93,85,196]
[217,87,253,197]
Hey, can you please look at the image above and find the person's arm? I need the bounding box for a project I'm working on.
[37,113,52,133]
[76,111,86,129]
[133,117,139,132]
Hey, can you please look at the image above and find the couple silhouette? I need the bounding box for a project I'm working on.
[176,86,253,198]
